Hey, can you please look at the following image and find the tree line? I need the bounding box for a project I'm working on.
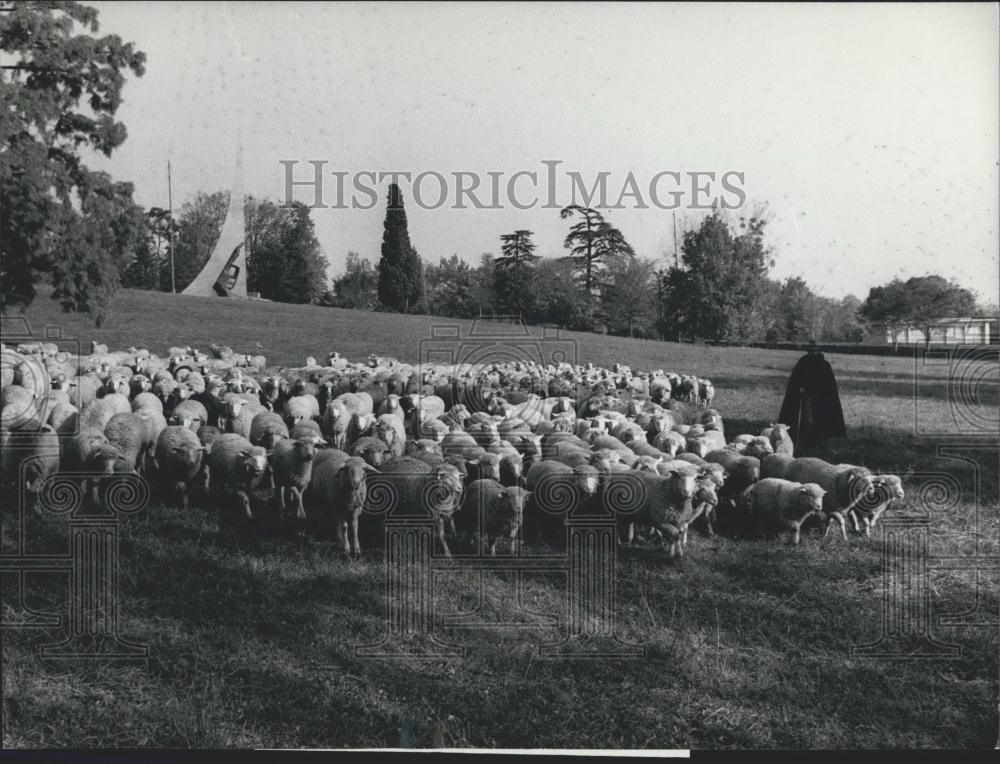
[2,1,990,344]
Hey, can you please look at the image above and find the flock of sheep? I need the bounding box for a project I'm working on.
[1,340,905,560]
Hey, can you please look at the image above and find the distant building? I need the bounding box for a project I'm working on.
[877,317,996,345]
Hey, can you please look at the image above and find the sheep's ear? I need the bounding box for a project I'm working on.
[799,487,810,494]
[362,463,379,473]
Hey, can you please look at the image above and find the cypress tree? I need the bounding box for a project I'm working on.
[377,184,423,312]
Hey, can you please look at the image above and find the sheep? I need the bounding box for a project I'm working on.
[466,452,502,484]
[249,411,289,450]
[373,413,406,457]
[685,429,726,458]
[607,469,698,559]
[169,399,208,432]
[697,379,715,407]
[269,438,318,521]
[783,458,877,541]
[525,460,600,541]
[103,412,148,473]
[131,391,163,415]
[8,425,61,504]
[846,474,904,537]
[310,455,377,556]
[349,435,389,468]
[741,436,775,461]
[346,411,376,447]
[760,453,796,480]
[704,449,761,534]
[320,399,351,449]
[206,433,269,519]
[222,396,258,438]
[462,478,530,555]
[289,419,326,446]
[746,478,827,544]
[283,395,317,428]
[153,426,206,509]
[760,423,794,455]
[373,458,465,557]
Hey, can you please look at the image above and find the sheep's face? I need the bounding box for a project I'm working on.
[694,478,718,508]
[750,437,773,455]
[573,466,600,498]
[358,445,385,468]
[668,470,698,500]
[375,420,397,447]
[242,450,269,479]
[633,457,662,474]
[795,486,826,520]
[476,456,501,482]
[293,440,317,462]
[877,475,905,501]
[226,398,244,418]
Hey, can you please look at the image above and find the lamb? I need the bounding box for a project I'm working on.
[309,455,377,556]
[760,423,794,455]
[746,478,827,544]
[206,433,269,519]
[153,425,206,509]
[846,474,904,537]
[269,438,318,521]
[462,478,530,555]
[783,457,876,541]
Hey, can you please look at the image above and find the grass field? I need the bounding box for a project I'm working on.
[2,288,998,749]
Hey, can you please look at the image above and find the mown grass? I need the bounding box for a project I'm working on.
[1,287,998,749]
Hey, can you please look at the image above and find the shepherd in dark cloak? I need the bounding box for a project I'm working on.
[778,344,846,450]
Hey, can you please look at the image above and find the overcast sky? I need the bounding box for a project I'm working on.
[88,1,999,303]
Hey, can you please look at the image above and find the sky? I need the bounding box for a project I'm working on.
[87,1,999,303]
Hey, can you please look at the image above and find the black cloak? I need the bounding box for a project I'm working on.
[778,350,846,449]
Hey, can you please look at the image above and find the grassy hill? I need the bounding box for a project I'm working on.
[1,287,997,748]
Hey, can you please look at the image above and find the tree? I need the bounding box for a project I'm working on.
[603,256,657,338]
[777,276,818,341]
[560,206,634,294]
[245,198,327,303]
[859,275,976,348]
[671,212,772,342]
[377,183,423,312]
[329,252,378,309]
[533,258,590,329]
[494,230,540,319]
[0,1,146,323]
[470,253,497,316]
[425,254,478,318]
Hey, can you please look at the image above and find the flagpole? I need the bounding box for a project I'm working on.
[168,160,176,294]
